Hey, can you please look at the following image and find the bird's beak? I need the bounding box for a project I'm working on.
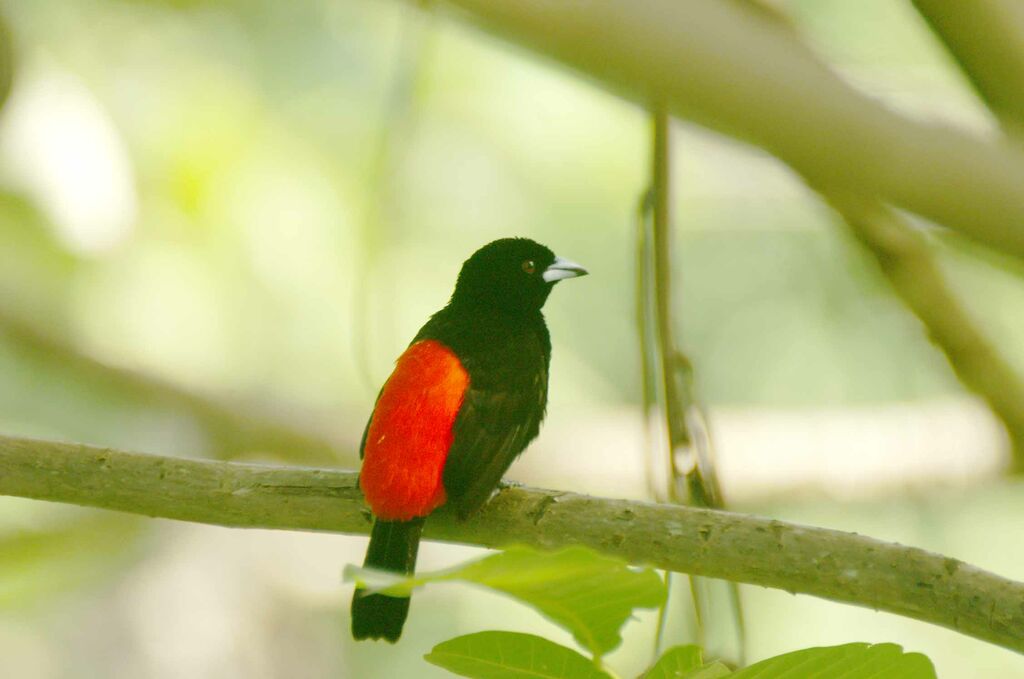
[542,256,589,283]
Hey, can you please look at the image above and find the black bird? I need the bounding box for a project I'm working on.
[351,237,587,642]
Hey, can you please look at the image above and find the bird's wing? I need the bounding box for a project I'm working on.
[442,363,547,519]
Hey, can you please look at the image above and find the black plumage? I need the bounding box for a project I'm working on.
[351,237,586,642]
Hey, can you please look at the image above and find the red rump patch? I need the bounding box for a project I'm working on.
[359,340,470,521]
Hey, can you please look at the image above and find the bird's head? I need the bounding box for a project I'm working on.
[450,237,588,314]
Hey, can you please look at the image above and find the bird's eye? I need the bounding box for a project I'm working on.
[522,260,536,274]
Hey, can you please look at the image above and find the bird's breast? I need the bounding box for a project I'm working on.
[359,339,470,521]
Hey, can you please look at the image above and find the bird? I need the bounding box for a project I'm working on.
[350,237,587,642]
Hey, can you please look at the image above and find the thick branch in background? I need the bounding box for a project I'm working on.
[0,11,12,110]
[1,434,1022,655]
[828,195,1024,473]
[911,0,1024,134]
[425,0,1024,261]
[0,308,340,464]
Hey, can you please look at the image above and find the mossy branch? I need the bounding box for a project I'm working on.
[1,434,1022,654]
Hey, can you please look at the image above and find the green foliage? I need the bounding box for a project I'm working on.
[638,642,936,679]
[730,642,936,679]
[349,545,938,679]
[425,632,611,679]
[683,664,733,679]
[644,645,730,679]
[426,637,935,679]
[346,545,667,657]
[643,644,703,679]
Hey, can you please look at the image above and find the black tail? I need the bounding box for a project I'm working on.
[351,518,424,642]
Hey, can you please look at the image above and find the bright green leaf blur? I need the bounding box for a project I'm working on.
[0,510,144,608]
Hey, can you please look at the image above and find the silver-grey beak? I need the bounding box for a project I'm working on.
[542,256,589,283]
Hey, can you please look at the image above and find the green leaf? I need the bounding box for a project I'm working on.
[425,631,612,679]
[685,662,732,679]
[731,643,936,678]
[644,645,704,678]
[346,545,667,657]
[644,646,732,679]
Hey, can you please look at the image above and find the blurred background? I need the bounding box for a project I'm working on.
[0,0,1022,676]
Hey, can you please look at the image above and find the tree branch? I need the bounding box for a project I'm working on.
[1,434,1022,654]
[423,0,1024,260]
[911,0,1024,134]
[638,110,745,662]
[0,306,340,464]
[825,195,1024,473]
